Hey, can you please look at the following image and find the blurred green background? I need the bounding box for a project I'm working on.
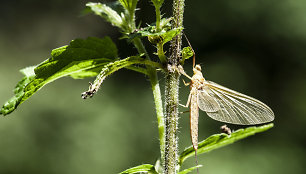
[0,0,305,173]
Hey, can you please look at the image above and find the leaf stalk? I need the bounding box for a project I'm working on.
[132,37,166,168]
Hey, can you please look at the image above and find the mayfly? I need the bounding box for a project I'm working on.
[178,39,274,172]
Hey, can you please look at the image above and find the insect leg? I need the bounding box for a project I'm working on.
[182,79,190,86]
[178,110,189,115]
[185,92,192,107]
[194,149,199,174]
[177,65,192,79]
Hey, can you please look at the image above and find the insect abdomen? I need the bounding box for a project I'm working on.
[190,88,199,150]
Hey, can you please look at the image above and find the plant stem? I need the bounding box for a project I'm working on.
[164,67,180,174]
[157,43,167,64]
[155,5,161,32]
[149,67,165,166]
[154,3,167,64]
[132,37,165,167]
[164,0,185,173]
[170,0,185,65]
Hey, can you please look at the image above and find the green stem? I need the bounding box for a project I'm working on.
[169,0,185,65]
[132,37,165,167]
[149,68,165,167]
[157,43,167,64]
[133,38,150,60]
[164,0,185,173]
[164,68,180,174]
[154,3,167,64]
[155,5,161,32]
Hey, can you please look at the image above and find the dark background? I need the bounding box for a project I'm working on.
[0,0,305,173]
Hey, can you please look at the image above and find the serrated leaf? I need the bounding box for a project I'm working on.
[0,37,118,116]
[159,17,172,30]
[130,26,183,45]
[161,27,182,44]
[181,47,194,64]
[119,0,138,15]
[179,123,274,165]
[178,165,202,174]
[120,164,158,174]
[86,2,124,29]
[0,66,36,115]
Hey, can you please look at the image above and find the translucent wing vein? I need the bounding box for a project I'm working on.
[198,80,274,125]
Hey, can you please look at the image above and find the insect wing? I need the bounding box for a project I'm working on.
[200,80,274,125]
[197,86,220,112]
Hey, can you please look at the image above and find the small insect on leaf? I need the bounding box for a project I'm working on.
[220,125,232,135]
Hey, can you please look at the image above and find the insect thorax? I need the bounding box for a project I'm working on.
[191,68,205,90]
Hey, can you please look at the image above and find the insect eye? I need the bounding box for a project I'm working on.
[195,65,202,71]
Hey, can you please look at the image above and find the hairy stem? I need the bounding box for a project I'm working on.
[155,5,161,32]
[164,0,185,173]
[157,42,167,64]
[169,0,185,65]
[164,67,180,174]
[132,37,165,167]
[154,3,167,64]
[149,67,165,167]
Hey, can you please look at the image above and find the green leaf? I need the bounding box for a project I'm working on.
[161,27,182,44]
[120,164,158,174]
[178,165,202,174]
[0,67,36,115]
[151,0,164,8]
[159,17,172,30]
[0,37,118,116]
[86,1,139,33]
[154,159,163,174]
[86,2,124,29]
[181,47,194,64]
[69,66,105,79]
[118,0,138,16]
[130,26,183,45]
[179,123,274,165]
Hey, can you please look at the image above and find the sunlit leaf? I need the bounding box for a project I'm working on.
[161,27,182,44]
[130,26,183,45]
[179,123,274,165]
[0,66,36,115]
[120,164,158,174]
[119,0,138,15]
[181,46,194,64]
[0,37,118,116]
[154,159,163,174]
[86,2,124,29]
[178,165,202,174]
[159,17,172,30]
